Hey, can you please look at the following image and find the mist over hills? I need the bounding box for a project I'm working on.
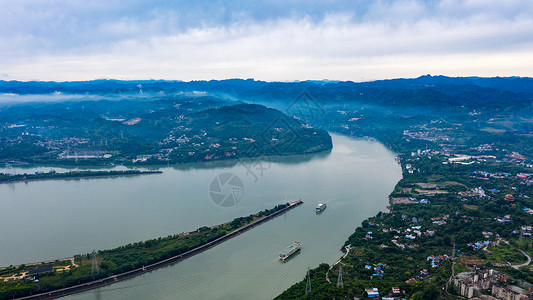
[0,75,531,164]
[2,75,532,109]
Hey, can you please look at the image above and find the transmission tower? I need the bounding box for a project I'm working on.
[91,250,99,274]
[305,266,312,295]
[5,163,14,176]
[452,243,456,260]
[337,266,344,288]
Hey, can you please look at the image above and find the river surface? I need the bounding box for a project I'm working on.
[0,134,402,299]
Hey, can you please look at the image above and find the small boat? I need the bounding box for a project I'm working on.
[279,242,301,260]
[315,203,327,212]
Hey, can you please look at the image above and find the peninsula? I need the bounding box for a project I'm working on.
[0,200,303,299]
[0,170,162,183]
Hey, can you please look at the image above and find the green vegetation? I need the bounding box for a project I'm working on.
[0,100,332,165]
[0,203,292,299]
[0,169,161,183]
[1,76,532,298]
[485,243,528,264]
[273,76,533,298]
[278,153,532,298]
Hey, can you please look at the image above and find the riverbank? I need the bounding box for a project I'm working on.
[277,143,533,299]
[1,200,303,300]
[0,170,162,184]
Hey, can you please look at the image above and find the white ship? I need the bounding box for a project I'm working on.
[315,203,327,212]
[278,242,301,260]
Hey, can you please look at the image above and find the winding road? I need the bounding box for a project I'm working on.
[512,250,531,270]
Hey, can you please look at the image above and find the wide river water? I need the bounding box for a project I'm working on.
[0,134,401,299]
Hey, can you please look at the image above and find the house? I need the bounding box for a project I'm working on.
[405,234,416,240]
[497,273,507,282]
[392,286,401,294]
[482,231,493,239]
[424,230,436,237]
[365,288,380,298]
[466,241,487,250]
[523,207,533,214]
[495,214,512,223]
[391,240,405,250]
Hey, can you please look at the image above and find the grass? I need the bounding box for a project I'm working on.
[463,204,479,211]
[485,243,527,264]
[427,175,444,182]
[453,263,468,274]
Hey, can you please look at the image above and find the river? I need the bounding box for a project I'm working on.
[0,134,402,299]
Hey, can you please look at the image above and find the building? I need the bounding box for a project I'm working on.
[453,269,530,299]
[365,288,380,298]
[491,284,529,300]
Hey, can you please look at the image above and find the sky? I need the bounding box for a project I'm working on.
[1,0,533,82]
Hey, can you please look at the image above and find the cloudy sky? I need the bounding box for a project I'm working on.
[1,0,533,81]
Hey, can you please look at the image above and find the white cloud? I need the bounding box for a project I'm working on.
[1,0,533,81]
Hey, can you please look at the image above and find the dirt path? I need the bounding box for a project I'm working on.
[326,246,351,283]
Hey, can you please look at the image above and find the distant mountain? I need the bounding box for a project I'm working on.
[0,75,531,164]
[2,75,532,97]
[0,79,268,95]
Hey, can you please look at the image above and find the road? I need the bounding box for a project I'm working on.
[512,250,531,270]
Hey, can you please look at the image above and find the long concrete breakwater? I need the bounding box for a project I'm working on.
[0,171,162,184]
[17,200,304,300]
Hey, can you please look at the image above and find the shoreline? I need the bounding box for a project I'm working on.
[0,170,162,184]
[1,148,333,170]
